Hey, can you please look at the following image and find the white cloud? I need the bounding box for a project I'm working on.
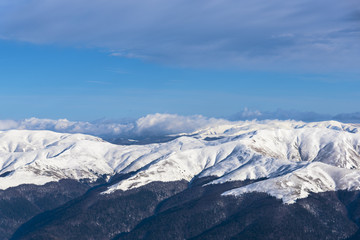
[0,114,228,140]
[134,113,229,136]
[1,112,359,142]
[0,117,132,138]
[0,120,19,130]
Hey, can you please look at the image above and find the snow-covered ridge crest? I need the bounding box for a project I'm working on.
[1,120,360,204]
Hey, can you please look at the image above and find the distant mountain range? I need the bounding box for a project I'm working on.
[1,120,360,239]
[230,109,360,123]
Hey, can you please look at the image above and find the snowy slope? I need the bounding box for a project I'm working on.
[1,120,360,204]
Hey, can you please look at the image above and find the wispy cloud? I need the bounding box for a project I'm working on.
[0,0,359,71]
[106,68,129,74]
[86,80,110,85]
[109,52,144,59]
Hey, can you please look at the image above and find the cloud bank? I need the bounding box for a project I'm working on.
[1,112,359,143]
[0,0,359,71]
[0,114,229,141]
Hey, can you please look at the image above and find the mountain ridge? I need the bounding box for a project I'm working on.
[1,120,360,204]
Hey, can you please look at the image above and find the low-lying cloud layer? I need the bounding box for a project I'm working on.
[1,111,359,142]
[0,114,229,140]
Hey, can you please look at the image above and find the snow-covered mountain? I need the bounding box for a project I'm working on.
[1,120,360,204]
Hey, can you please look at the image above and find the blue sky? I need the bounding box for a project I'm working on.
[0,0,359,121]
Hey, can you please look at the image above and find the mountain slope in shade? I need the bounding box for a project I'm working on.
[0,180,92,239]
[10,180,360,240]
[1,120,360,204]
